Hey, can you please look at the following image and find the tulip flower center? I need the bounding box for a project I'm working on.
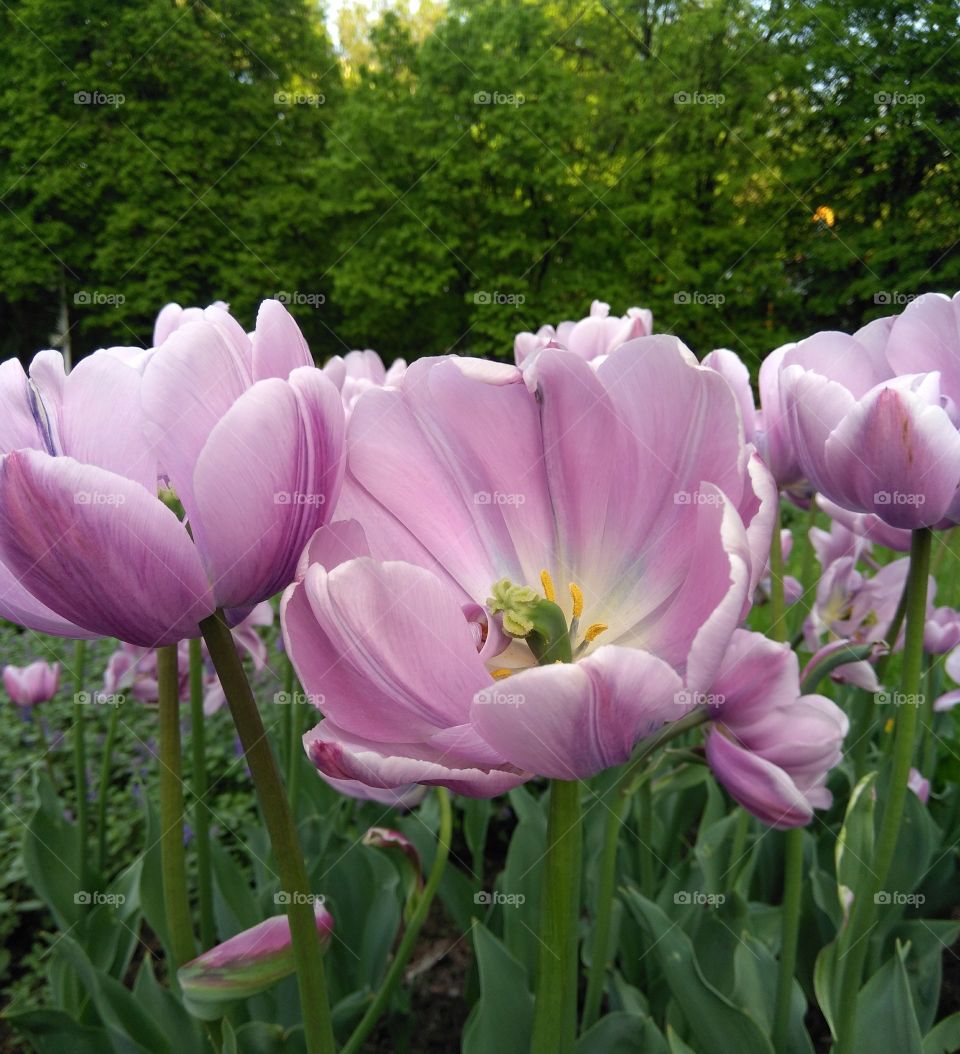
[486,570,608,670]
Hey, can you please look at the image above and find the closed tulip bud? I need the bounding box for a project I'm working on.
[178,902,333,1017]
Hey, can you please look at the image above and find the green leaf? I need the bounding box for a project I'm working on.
[853,944,923,1054]
[462,923,534,1054]
[623,889,774,1054]
[575,1011,669,1053]
[835,771,877,923]
[133,955,206,1054]
[53,936,168,1054]
[4,1008,111,1054]
[22,771,83,930]
[923,1012,960,1054]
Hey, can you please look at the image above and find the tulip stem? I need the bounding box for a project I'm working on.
[768,503,788,642]
[581,787,628,1033]
[284,656,302,809]
[834,526,932,1054]
[189,638,215,950]
[772,827,804,1052]
[341,787,453,1054]
[768,499,808,1053]
[95,701,121,877]
[200,612,335,1054]
[158,644,196,970]
[532,779,582,1054]
[72,639,89,896]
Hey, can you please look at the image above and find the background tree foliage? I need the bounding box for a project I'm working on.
[0,0,957,369]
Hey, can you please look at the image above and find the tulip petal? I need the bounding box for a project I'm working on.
[191,370,344,608]
[283,558,490,741]
[303,719,525,797]
[824,384,960,528]
[706,730,814,828]
[251,300,313,381]
[470,645,683,780]
[0,450,214,645]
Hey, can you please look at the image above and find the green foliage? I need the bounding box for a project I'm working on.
[3,0,959,367]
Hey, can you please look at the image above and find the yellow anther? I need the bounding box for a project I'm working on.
[584,622,608,643]
[540,569,556,603]
[491,668,513,680]
[569,583,584,619]
[883,717,895,734]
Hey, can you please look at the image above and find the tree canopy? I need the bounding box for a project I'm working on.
[1,0,957,369]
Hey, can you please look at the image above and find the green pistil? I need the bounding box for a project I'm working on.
[487,578,573,665]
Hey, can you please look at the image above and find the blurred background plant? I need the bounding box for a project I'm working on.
[1,0,957,368]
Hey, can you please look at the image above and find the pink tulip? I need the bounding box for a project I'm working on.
[0,302,345,646]
[777,307,960,529]
[514,299,653,366]
[704,630,848,828]
[907,767,931,805]
[702,348,758,443]
[3,660,60,707]
[153,301,232,347]
[816,497,912,553]
[323,350,407,413]
[179,900,333,1009]
[284,339,775,793]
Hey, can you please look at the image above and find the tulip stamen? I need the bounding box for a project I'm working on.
[540,569,556,603]
[491,668,513,680]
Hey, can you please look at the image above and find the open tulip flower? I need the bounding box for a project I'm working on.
[284,337,777,793]
[2,659,60,707]
[514,298,653,366]
[704,630,848,828]
[777,303,960,529]
[0,301,345,646]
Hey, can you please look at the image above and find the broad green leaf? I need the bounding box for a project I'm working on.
[575,1011,669,1053]
[923,1012,960,1053]
[853,944,923,1054]
[835,772,877,922]
[623,889,774,1054]
[4,1008,111,1054]
[462,923,534,1054]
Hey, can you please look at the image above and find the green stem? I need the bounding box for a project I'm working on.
[835,527,932,1054]
[727,808,750,892]
[769,501,807,1053]
[341,788,453,1054]
[285,657,303,809]
[793,495,819,639]
[637,778,655,897]
[581,789,628,1033]
[531,780,583,1054]
[768,503,787,642]
[96,702,121,876]
[158,644,196,969]
[772,828,804,1052]
[72,639,89,895]
[200,612,334,1054]
[189,638,215,951]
